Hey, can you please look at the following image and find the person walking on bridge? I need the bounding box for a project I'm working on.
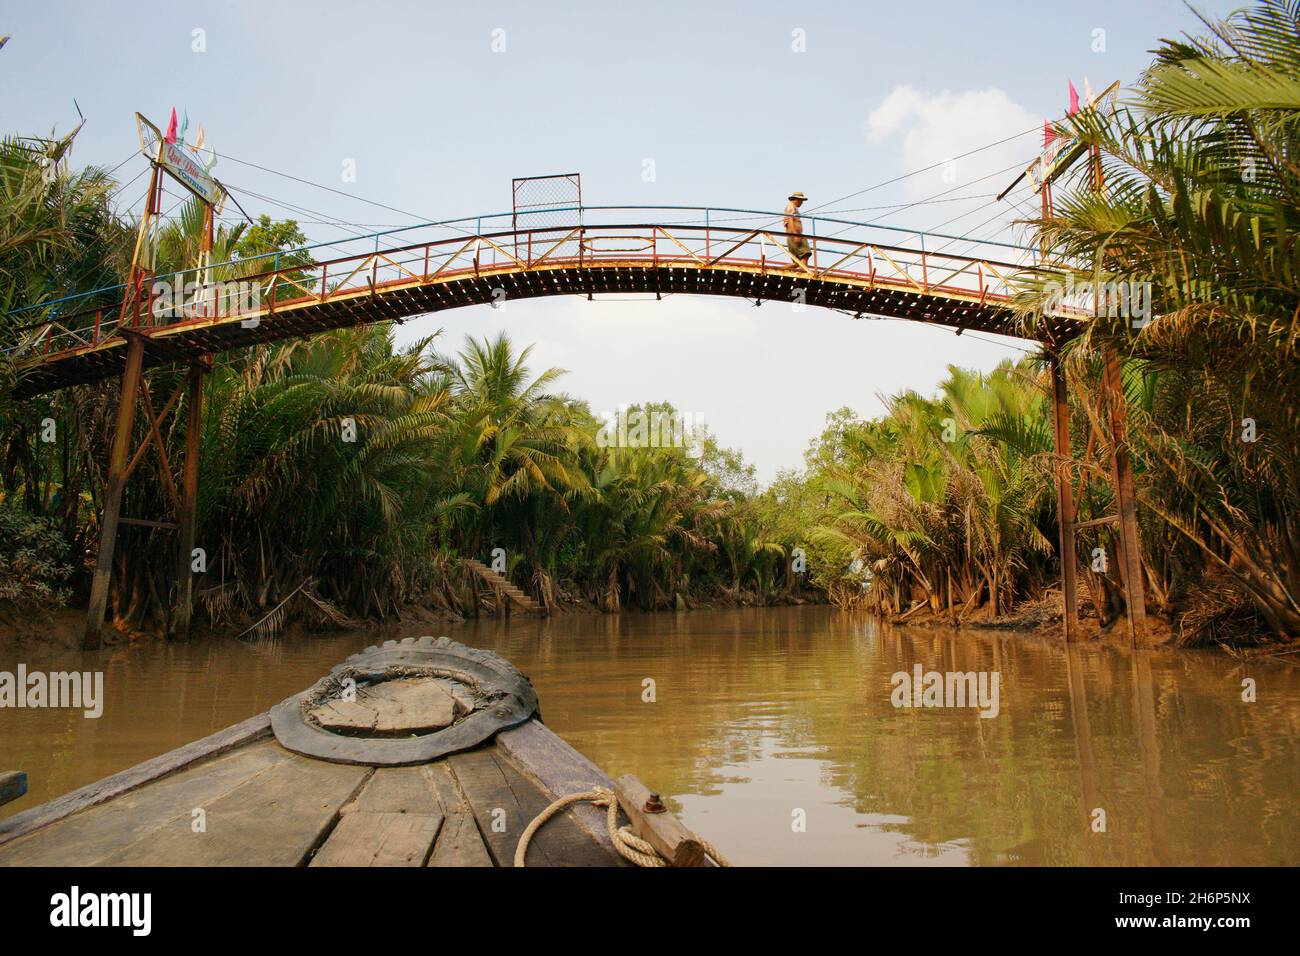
[784,191,812,269]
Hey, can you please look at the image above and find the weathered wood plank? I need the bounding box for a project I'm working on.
[0,741,288,867]
[0,711,273,848]
[97,752,369,866]
[309,699,380,733]
[309,679,458,736]
[614,774,704,867]
[309,766,444,867]
[310,811,442,867]
[448,746,617,867]
[423,762,493,867]
[496,719,621,857]
[445,748,550,866]
[351,767,443,815]
[0,772,26,808]
[368,679,457,734]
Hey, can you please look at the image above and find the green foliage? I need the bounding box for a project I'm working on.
[802,360,1056,617]
[0,504,71,613]
[1012,0,1300,639]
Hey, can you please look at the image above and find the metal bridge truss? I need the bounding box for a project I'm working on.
[10,206,1080,397]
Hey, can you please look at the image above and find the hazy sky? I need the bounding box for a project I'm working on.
[1,0,1236,481]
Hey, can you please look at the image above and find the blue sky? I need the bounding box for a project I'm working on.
[1,0,1237,481]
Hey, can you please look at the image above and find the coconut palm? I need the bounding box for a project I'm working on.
[1013,0,1300,639]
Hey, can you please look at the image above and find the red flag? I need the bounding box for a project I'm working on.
[165,108,178,144]
[1043,120,1057,149]
[1068,81,1080,116]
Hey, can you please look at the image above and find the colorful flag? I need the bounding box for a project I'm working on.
[178,111,189,146]
[1083,76,1095,107]
[202,144,217,172]
[1068,81,1080,116]
[164,108,178,144]
[193,125,205,152]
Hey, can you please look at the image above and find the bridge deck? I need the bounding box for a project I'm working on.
[10,217,1080,397]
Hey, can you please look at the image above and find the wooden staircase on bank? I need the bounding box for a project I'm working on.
[463,559,547,616]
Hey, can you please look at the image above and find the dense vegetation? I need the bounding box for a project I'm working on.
[784,2,1298,644]
[0,135,812,633]
[0,1,1295,645]
[1025,0,1299,641]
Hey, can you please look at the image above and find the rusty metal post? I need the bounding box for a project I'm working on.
[1050,352,1078,641]
[172,359,207,639]
[84,334,146,649]
[119,162,163,330]
[1102,346,1147,645]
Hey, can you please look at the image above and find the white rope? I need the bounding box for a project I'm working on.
[514,786,731,868]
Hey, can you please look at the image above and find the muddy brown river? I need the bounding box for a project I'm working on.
[2,606,1297,865]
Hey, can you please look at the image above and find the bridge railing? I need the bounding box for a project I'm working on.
[6,206,1047,364]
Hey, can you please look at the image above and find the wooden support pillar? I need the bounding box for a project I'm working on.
[172,359,207,639]
[1101,346,1147,645]
[1050,353,1078,641]
[84,334,146,649]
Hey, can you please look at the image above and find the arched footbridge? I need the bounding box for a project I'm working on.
[4,201,1128,652]
[7,205,1080,397]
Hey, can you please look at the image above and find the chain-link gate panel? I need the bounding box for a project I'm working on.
[512,173,582,263]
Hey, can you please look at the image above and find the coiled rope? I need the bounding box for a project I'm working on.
[514,786,732,867]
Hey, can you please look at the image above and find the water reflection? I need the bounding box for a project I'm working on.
[2,606,1297,866]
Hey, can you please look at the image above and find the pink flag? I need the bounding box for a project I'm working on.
[1043,120,1057,148]
[1068,81,1080,116]
[165,107,178,144]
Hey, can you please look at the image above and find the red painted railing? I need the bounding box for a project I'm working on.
[17,218,1048,366]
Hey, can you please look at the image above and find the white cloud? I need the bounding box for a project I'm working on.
[866,86,1039,199]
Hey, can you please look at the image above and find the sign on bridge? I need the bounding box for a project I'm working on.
[135,112,225,208]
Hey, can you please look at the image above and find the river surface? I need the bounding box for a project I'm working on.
[2,606,1298,865]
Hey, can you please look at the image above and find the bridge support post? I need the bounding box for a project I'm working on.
[84,334,145,650]
[172,359,207,639]
[1050,352,1078,641]
[1101,346,1147,646]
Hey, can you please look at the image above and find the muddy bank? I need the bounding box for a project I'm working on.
[0,601,466,659]
[873,592,1299,656]
[0,590,822,658]
[0,608,86,656]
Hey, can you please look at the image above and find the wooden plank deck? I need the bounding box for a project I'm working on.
[0,721,623,867]
[309,768,444,867]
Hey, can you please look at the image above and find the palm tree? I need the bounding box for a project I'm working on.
[1014,0,1300,639]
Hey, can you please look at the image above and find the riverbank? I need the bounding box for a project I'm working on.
[0,582,826,656]
[873,593,1178,646]
[8,583,1291,664]
[876,591,1299,659]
